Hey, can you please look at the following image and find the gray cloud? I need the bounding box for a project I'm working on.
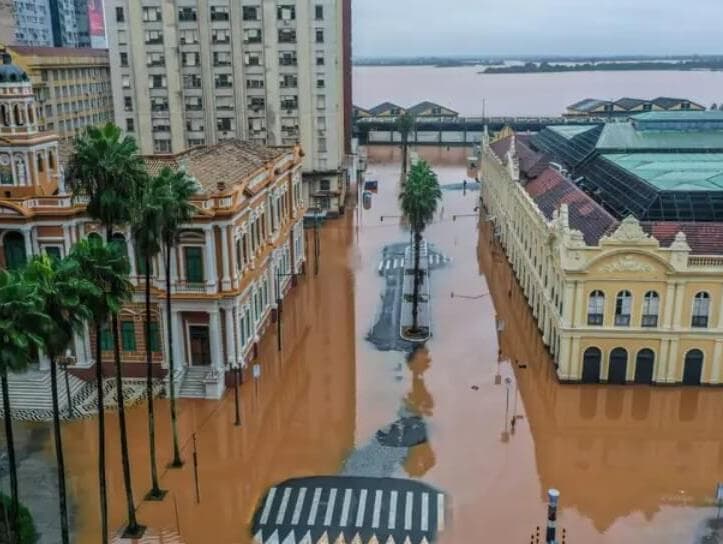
[353,0,723,57]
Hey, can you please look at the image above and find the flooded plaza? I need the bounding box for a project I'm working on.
[6,146,723,544]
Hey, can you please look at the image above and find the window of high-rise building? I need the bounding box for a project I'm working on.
[245,53,262,66]
[243,6,259,21]
[183,75,202,89]
[124,96,132,112]
[279,52,297,66]
[149,75,167,89]
[316,54,325,66]
[213,29,230,43]
[151,97,169,112]
[280,74,298,89]
[216,118,232,131]
[126,118,134,132]
[315,29,324,43]
[185,97,203,111]
[147,52,165,67]
[180,29,198,44]
[120,52,128,67]
[277,5,296,20]
[278,29,296,43]
[143,7,162,22]
[154,139,172,153]
[144,30,163,44]
[281,96,298,111]
[178,7,197,22]
[316,78,325,89]
[182,52,200,67]
[213,52,232,66]
[115,7,125,22]
[214,74,232,88]
[315,5,324,20]
[246,78,264,89]
[244,29,262,44]
[210,6,229,21]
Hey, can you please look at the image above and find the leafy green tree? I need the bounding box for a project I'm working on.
[398,160,442,334]
[130,173,167,499]
[157,167,197,468]
[397,112,416,179]
[67,122,146,538]
[25,254,97,544]
[0,269,48,540]
[68,237,132,544]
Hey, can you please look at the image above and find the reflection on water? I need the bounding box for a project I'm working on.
[23,145,723,544]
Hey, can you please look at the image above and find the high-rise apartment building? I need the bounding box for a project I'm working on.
[6,45,113,140]
[8,0,93,48]
[107,0,352,216]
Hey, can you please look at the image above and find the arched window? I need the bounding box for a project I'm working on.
[641,291,659,327]
[581,347,601,383]
[683,349,704,386]
[36,153,44,173]
[47,150,55,170]
[587,291,605,325]
[3,231,27,270]
[26,104,34,124]
[615,290,632,326]
[13,104,23,126]
[608,347,628,384]
[692,292,710,328]
[0,104,8,126]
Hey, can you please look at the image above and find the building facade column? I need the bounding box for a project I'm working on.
[666,338,680,383]
[223,305,235,366]
[220,225,231,291]
[208,309,223,370]
[711,340,723,384]
[21,226,32,259]
[173,310,185,369]
[557,335,572,380]
[662,282,676,328]
[203,226,218,293]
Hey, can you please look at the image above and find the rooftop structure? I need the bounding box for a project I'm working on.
[364,101,458,119]
[531,112,723,221]
[565,97,705,118]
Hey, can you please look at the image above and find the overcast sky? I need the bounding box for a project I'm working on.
[352,0,723,58]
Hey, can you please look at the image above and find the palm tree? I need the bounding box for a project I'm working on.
[69,237,132,544]
[130,173,167,499]
[25,254,97,544]
[157,167,196,468]
[0,269,48,540]
[397,112,416,179]
[398,160,442,334]
[67,122,147,538]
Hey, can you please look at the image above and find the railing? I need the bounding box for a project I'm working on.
[688,256,723,267]
[174,281,208,294]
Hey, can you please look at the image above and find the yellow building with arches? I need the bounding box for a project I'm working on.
[480,116,723,386]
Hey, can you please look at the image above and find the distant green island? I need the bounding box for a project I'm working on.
[483,59,723,74]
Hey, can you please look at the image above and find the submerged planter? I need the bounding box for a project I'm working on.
[400,239,432,342]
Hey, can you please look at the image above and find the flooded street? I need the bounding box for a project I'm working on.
[11,146,723,543]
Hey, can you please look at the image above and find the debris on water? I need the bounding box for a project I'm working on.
[376,416,427,447]
[471,385,480,391]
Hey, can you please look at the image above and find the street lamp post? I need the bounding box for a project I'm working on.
[58,349,76,419]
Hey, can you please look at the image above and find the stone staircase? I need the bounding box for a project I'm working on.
[177,367,208,399]
[0,369,86,417]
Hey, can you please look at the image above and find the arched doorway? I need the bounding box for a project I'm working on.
[581,347,601,384]
[683,349,704,385]
[3,231,26,270]
[634,349,655,385]
[608,348,628,384]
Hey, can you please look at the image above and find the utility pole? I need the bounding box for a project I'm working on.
[314,211,320,276]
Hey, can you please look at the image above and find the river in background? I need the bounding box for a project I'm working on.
[353,65,723,116]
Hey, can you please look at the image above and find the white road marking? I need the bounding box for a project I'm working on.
[437,493,445,531]
[276,487,292,525]
[421,493,429,531]
[404,491,413,531]
[355,489,368,527]
[372,490,383,529]
[307,488,323,525]
[389,490,398,530]
[339,488,353,527]
[260,487,277,525]
[291,487,307,525]
[323,488,338,526]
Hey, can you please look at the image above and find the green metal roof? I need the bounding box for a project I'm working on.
[547,124,598,140]
[596,123,723,151]
[603,153,723,191]
[632,111,723,122]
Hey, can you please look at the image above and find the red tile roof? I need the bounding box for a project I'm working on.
[641,221,723,255]
[490,135,549,178]
[525,167,619,245]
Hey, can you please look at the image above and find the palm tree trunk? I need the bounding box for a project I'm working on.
[107,228,142,537]
[165,245,183,467]
[95,322,108,544]
[145,256,163,499]
[401,132,409,179]
[412,229,421,332]
[1,367,18,541]
[49,358,70,544]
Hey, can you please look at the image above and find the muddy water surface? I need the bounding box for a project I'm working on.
[50,146,723,543]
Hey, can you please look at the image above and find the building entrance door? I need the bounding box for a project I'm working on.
[189,325,211,366]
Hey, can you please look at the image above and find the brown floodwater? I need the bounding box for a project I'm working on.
[42,146,723,543]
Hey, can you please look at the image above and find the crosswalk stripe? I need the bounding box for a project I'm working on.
[276,487,292,525]
[372,490,382,529]
[437,493,445,532]
[388,491,398,530]
[421,492,429,531]
[308,488,323,525]
[355,489,368,528]
[260,487,277,525]
[339,489,353,527]
[323,488,338,526]
[291,487,307,526]
[404,491,413,531]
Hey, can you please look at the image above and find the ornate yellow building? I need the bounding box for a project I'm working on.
[480,114,723,386]
[0,54,307,398]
